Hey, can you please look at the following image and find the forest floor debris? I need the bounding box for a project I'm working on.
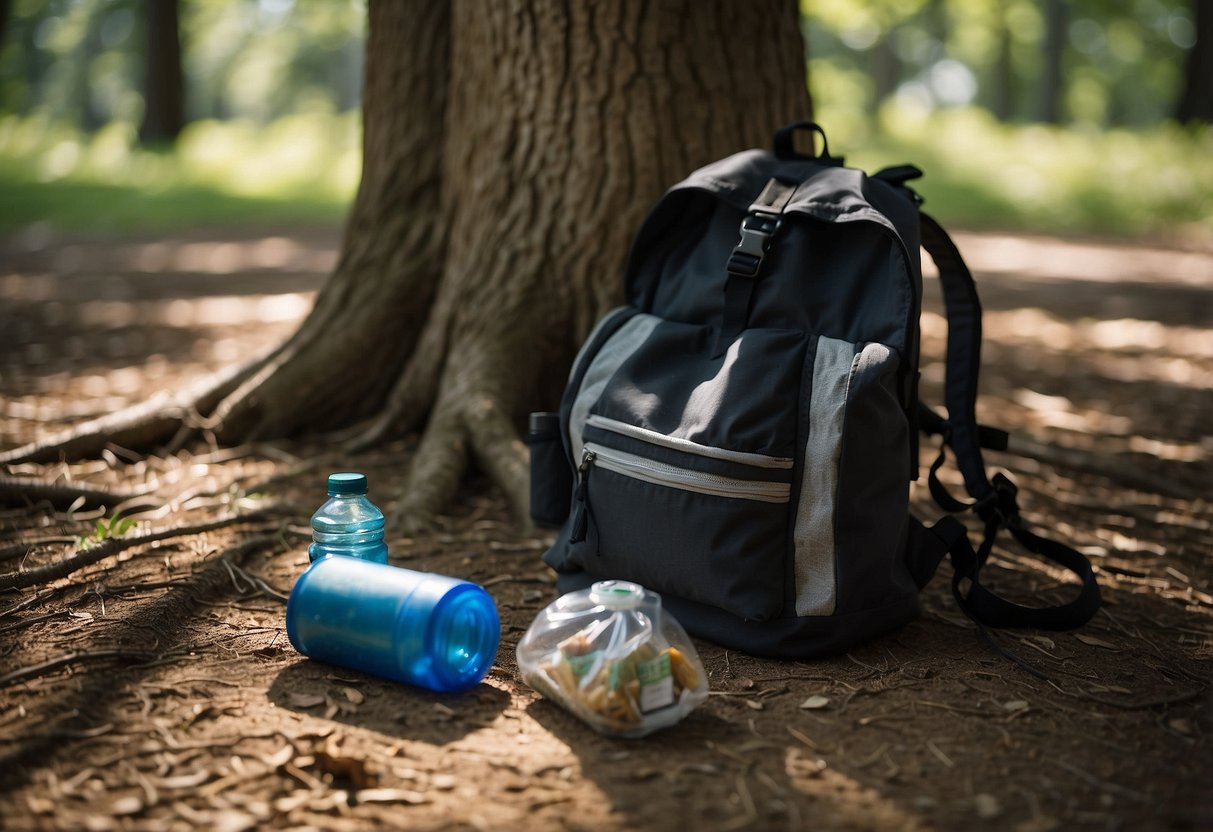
[0,227,1210,830]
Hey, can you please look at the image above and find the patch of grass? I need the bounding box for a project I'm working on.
[832,104,1213,241]
[0,113,358,234]
[2,108,1210,242]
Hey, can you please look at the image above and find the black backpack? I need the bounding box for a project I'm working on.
[528,122,1101,660]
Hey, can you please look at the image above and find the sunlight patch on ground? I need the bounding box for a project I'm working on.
[935,232,1213,286]
[62,294,314,329]
[126,237,337,275]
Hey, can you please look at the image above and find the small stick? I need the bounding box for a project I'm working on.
[0,476,159,510]
[0,507,287,591]
[0,648,155,688]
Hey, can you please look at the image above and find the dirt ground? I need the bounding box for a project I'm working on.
[0,225,1209,831]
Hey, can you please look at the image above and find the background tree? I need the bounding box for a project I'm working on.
[138,0,185,144]
[1176,0,1211,123]
[4,0,812,525]
[1038,0,1067,123]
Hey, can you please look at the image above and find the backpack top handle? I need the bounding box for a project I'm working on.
[773,121,844,166]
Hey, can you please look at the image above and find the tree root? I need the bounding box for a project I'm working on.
[0,508,288,591]
[391,376,530,533]
[0,476,159,510]
[0,351,272,466]
[0,649,158,689]
[394,404,469,532]
[465,394,530,522]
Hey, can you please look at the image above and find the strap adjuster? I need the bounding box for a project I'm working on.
[727,212,781,278]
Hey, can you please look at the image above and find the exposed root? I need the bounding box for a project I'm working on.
[0,649,158,689]
[0,476,159,511]
[393,403,469,533]
[465,395,530,524]
[0,350,272,467]
[0,508,288,591]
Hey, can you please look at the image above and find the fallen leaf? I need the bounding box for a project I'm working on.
[1003,700,1030,712]
[1075,634,1120,650]
[287,692,326,709]
[799,695,830,710]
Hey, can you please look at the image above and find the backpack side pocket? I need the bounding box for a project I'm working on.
[528,412,572,528]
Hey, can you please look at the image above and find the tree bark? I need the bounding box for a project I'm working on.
[384,0,812,524]
[12,0,811,527]
[1176,0,1213,123]
[138,0,186,145]
[208,0,450,442]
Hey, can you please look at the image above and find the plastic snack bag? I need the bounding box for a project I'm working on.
[517,580,709,738]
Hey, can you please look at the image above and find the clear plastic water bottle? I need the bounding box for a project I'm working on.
[285,556,500,693]
[308,472,388,564]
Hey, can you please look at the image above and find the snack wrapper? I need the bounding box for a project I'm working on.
[517,580,709,738]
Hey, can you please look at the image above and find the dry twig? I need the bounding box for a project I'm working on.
[0,507,288,591]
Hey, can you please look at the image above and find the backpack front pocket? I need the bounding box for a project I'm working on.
[568,417,794,621]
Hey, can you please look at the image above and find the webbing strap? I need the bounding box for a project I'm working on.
[714,178,798,356]
[927,508,1101,633]
[919,214,992,501]
[910,215,1101,653]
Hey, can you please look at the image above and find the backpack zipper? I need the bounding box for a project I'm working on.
[585,443,790,503]
[569,449,597,544]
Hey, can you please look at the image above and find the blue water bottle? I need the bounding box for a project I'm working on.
[285,556,500,693]
[309,472,388,563]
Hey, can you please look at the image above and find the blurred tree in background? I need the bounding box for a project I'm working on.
[802,0,1205,131]
[1,0,1204,139]
[0,0,365,132]
[0,0,1208,238]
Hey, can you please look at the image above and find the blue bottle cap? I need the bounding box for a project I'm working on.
[327,472,368,496]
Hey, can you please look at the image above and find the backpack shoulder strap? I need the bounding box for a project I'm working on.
[915,212,1101,633]
[919,213,991,500]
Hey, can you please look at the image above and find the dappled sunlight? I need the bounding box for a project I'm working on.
[0,231,331,435]
[928,232,1213,286]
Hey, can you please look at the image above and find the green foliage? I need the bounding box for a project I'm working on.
[802,0,1198,128]
[826,103,1213,238]
[0,112,358,232]
[1,108,1210,241]
[78,513,137,549]
[0,0,366,129]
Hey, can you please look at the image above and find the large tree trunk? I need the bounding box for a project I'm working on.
[8,0,811,527]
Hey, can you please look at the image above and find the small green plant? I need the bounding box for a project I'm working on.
[77,514,138,549]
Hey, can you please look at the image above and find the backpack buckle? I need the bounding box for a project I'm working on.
[727,212,781,278]
[976,472,1021,528]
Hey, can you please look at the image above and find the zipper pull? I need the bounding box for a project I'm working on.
[569,449,596,544]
